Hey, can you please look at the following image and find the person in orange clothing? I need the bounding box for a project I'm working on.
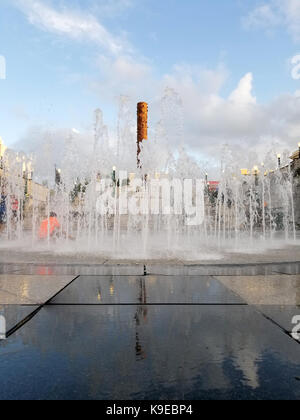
[39,212,61,240]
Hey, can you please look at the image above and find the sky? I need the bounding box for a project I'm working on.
[1,0,300,167]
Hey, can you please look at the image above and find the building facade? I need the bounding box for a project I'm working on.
[291,150,300,228]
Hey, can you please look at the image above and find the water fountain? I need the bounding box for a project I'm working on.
[0,92,299,263]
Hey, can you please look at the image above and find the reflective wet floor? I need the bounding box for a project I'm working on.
[0,263,299,400]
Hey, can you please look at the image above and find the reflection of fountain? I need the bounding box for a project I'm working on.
[6,300,300,399]
[134,277,148,361]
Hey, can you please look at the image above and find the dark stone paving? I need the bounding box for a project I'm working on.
[0,305,39,336]
[0,305,299,400]
[51,275,243,305]
[255,305,300,332]
[0,263,299,400]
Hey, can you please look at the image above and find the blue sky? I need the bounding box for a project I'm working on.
[0,0,300,161]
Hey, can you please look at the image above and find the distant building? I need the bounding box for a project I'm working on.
[0,137,7,170]
[290,148,300,228]
[0,136,50,229]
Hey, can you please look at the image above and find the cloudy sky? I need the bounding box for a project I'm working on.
[1,0,300,166]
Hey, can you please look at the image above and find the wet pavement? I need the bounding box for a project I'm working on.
[0,275,75,304]
[0,263,299,400]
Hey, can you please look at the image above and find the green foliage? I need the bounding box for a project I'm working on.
[70,178,89,202]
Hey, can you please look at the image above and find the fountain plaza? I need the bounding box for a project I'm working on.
[0,101,299,400]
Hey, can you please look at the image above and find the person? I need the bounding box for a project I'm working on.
[0,195,6,234]
[39,212,61,240]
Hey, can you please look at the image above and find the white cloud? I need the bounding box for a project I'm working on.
[244,0,300,42]
[14,0,129,55]
[91,58,300,165]
[15,59,300,172]
[282,0,300,41]
[153,67,300,167]
[243,4,281,30]
[229,73,256,105]
[92,54,154,103]
[10,1,300,169]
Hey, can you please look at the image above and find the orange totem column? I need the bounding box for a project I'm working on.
[137,102,148,168]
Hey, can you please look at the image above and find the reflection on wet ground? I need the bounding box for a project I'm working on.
[0,305,39,336]
[0,306,299,400]
[51,276,244,304]
[216,275,300,305]
[0,263,299,400]
[0,275,75,305]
